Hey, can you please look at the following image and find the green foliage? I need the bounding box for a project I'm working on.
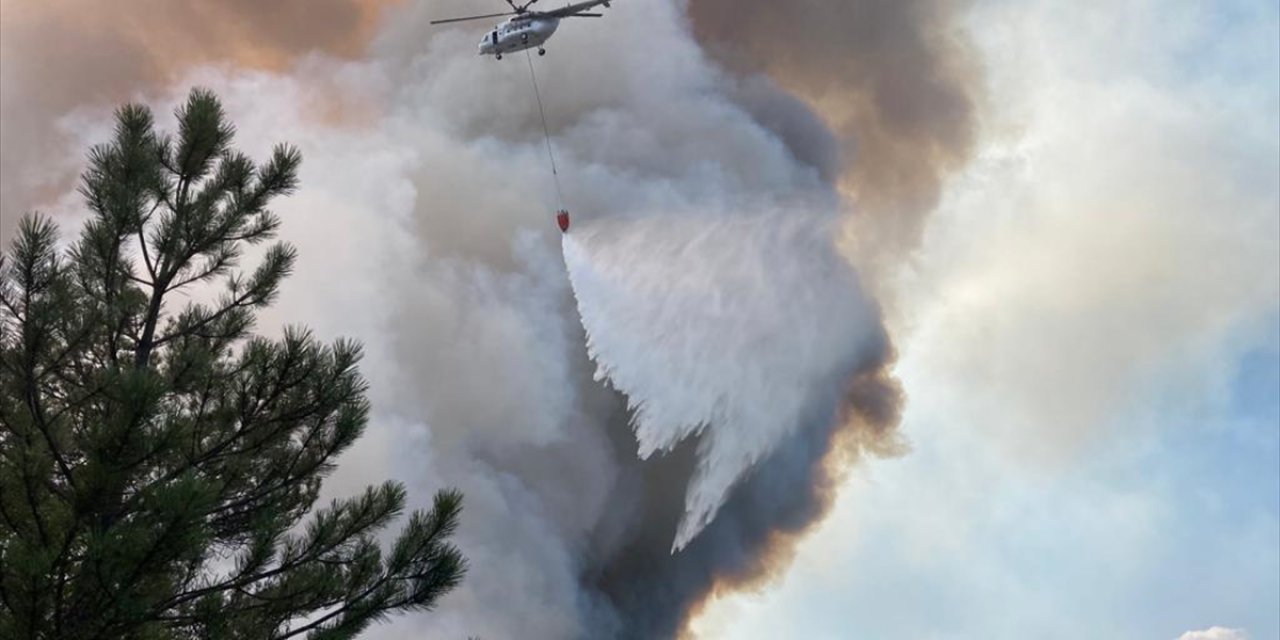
[0,89,466,640]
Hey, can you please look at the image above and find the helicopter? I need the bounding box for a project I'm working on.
[431,0,615,59]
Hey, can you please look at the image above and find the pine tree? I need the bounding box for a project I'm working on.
[0,89,466,640]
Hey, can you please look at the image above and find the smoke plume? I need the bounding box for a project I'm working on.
[0,0,976,637]
[688,0,981,272]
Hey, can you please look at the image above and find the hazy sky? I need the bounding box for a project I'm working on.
[0,0,1276,638]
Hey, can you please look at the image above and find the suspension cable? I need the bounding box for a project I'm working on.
[525,49,566,210]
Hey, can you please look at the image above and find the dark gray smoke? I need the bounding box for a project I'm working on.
[579,358,903,638]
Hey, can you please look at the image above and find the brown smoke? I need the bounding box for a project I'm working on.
[688,0,982,271]
[0,0,399,243]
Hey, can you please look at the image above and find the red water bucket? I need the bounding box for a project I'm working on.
[557,210,571,233]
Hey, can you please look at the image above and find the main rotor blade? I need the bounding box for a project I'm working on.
[544,0,611,18]
[430,11,515,25]
[563,12,603,16]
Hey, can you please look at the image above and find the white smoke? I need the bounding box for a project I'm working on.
[563,211,881,550]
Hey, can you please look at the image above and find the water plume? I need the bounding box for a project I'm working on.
[562,211,885,551]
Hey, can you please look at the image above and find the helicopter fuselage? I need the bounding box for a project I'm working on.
[479,16,560,58]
